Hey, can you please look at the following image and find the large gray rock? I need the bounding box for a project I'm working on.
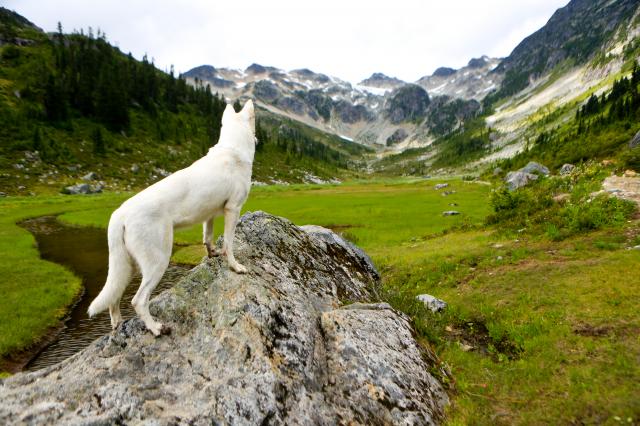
[61,183,103,195]
[521,161,550,176]
[0,212,448,425]
[505,170,539,190]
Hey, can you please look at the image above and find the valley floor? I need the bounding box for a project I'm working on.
[0,179,638,424]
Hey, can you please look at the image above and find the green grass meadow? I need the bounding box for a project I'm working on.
[1,179,638,424]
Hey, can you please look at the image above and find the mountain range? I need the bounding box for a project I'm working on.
[183,0,640,160]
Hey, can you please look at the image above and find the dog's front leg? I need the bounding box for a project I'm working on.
[203,218,219,257]
[222,207,247,274]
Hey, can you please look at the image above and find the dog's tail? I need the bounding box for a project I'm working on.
[88,209,132,317]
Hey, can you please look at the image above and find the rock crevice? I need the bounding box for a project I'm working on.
[0,212,448,425]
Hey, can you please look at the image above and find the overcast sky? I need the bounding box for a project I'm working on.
[4,0,569,83]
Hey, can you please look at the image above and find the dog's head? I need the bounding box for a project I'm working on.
[221,100,257,147]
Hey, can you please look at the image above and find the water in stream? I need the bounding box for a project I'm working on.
[20,216,191,371]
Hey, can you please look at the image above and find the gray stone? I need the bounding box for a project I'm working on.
[61,183,91,195]
[81,172,98,181]
[154,168,171,178]
[630,130,640,149]
[442,211,460,216]
[493,167,503,176]
[0,192,6,197]
[505,170,539,191]
[435,183,449,190]
[130,164,140,173]
[0,212,448,425]
[521,161,550,176]
[559,164,575,175]
[416,294,447,312]
[61,183,103,195]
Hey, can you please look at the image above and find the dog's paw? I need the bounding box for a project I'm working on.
[205,243,221,258]
[110,319,122,330]
[146,322,166,337]
[231,263,248,274]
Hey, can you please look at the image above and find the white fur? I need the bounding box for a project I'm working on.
[88,100,256,336]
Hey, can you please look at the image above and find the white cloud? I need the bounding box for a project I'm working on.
[3,0,569,82]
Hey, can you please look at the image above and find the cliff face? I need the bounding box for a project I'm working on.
[0,212,449,425]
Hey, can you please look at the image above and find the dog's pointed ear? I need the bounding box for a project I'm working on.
[221,103,235,126]
[241,100,255,132]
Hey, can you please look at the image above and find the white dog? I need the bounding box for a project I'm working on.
[88,100,256,336]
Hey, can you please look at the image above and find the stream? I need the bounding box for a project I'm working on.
[19,216,190,371]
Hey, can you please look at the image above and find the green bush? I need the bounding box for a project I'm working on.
[562,195,636,232]
[487,163,637,239]
[619,146,640,171]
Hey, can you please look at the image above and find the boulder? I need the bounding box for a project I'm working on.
[630,130,640,149]
[61,183,103,195]
[435,183,449,190]
[505,170,538,191]
[416,294,447,313]
[442,211,460,216]
[493,167,503,176]
[602,176,640,207]
[0,212,448,425]
[559,164,575,175]
[521,161,550,176]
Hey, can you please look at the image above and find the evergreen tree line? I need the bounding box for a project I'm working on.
[41,24,226,133]
[575,62,640,133]
[258,124,347,166]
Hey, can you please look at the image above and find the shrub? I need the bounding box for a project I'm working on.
[619,146,640,171]
[487,163,637,239]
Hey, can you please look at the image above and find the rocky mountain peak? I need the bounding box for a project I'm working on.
[359,72,405,89]
[245,63,268,74]
[432,67,457,77]
[417,56,502,101]
[385,84,431,124]
[467,56,489,68]
[492,0,640,98]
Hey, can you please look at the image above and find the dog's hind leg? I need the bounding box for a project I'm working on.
[109,297,122,329]
[203,218,219,257]
[130,224,172,336]
[222,206,247,274]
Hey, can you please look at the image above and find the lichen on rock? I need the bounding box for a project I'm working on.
[0,211,448,425]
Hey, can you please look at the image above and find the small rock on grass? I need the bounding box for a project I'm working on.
[416,294,447,312]
[81,172,98,181]
[559,164,575,175]
[442,211,460,216]
[435,183,449,190]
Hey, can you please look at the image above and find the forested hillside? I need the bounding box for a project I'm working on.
[0,8,366,195]
[499,63,640,173]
